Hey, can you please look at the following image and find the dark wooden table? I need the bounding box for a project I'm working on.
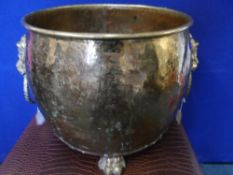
[0,118,202,175]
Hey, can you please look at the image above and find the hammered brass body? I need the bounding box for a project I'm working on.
[24,5,192,156]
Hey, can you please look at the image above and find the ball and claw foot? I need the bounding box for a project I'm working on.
[98,155,126,175]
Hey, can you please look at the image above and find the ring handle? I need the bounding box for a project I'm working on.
[190,34,199,71]
[186,34,199,97]
[16,35,35,103]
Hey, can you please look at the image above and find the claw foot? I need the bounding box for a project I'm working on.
[98,155,126,175]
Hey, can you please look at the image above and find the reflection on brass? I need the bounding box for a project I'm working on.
[17,4,198,174]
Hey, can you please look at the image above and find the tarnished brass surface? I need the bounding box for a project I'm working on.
[22,4,195,156]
